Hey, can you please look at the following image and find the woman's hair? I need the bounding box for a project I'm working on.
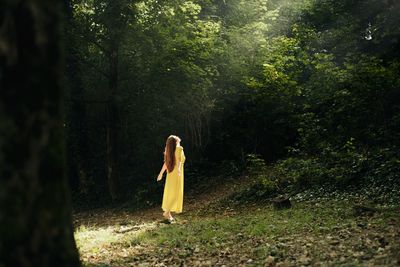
[164,135,181,173]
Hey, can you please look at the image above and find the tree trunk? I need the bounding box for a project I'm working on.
[104,0,127,202]
[65,0,90,194]
[107,47,119,201]
[0,1,81,266]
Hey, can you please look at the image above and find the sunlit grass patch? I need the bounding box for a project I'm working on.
[75,221,159,265]
[75,225,120,253]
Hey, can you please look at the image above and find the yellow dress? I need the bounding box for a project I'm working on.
[162,146,185,213]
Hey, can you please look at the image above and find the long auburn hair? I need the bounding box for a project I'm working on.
[164,135,180,173]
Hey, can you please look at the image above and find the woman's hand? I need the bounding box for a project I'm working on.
[157,163,167,181]
[178,168,182,177]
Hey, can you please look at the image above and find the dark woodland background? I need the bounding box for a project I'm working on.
[64,0,400,206]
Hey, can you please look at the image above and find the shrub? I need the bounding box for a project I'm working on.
[245,154,278,197]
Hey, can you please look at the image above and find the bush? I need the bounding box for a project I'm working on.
[272,144,399,190]
[232,146,399,205]
[245,154,278,197]
[274,157,328,189]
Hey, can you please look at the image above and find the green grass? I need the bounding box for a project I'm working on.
[135,202,352,245]
[75,200,400,266]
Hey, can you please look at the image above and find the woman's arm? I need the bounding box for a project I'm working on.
[177,146,183,176]
[177,160,182,177]
[157,163,167,181]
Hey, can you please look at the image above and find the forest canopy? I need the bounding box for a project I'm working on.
[64,0,400,204]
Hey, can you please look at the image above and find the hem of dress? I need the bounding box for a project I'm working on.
[162,208,183,213]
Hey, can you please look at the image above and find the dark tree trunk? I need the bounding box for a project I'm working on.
[0,1,81,266]
[105,1,126,201]
[107,48,120,201]
[65,0,90,193]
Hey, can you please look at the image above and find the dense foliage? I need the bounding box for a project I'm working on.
[64,0,400,204]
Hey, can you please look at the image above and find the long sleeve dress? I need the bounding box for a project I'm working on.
[162,146,185,213]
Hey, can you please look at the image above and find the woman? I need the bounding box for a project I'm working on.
[157,135,185,223]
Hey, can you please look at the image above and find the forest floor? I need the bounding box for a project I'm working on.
[73,176,400,267]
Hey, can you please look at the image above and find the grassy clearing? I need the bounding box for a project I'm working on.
[75,199,400,266]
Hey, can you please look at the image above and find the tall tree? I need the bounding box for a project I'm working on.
[70,0,131,201]
[0,1,81,266]
[104,0,128,201]
[65,0,91,194]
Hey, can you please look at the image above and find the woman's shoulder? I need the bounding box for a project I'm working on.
[176,145,184,150]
